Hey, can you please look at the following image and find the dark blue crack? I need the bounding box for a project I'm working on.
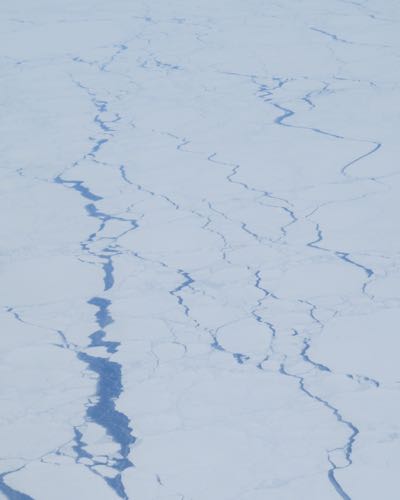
[224,160,291,208]
[73,427,92,460]
[119,165,132,185]
[54,329,71,349]
[254,270,278,300]
[88,138,108,157]
[255,75,292,104]
[233,352,250,364]
[310,26,354,44]
[75,355,134,500]
[279,363,358,499]
[119,164,180,210]
[94,114,114,133]
[154,59,182,71]
[168,133,293,248]
[301,339,332,373]
[89,330,119,354]
[85,203,138,227]
[307,222,374,291]
[251,73,382,188]
[213,270,279,368]
[278,206,298,238]
[53,53,139,497]
[346,373,379,388]
[105,475,129,499]
[340,142,381,177]
[5,306,24,322]
[202,203,232,263]
[83,203,139,291]
[82,297,135,486]
[273,102,345,139]
[327,461,352,500]
[183,140,287,362]
[102,256,115,291]
[170,269,196,319]
[335,251,373,278]
[254,76,382,187]
[206,168,264,241]
[78,352,135,471]
[299,300,325,329]
[177,132,290,215]
[240,220,263,242]
[259,75,383,184]
[301,81,330,110]
[74,295,135,498]
[0,470,34,500]
[207,201,251,256]
[307,222,325,250]
[88,297,113,328]
[302,90,316,109]
[220,47,376,500]
[211,331,251,365]
[177,138,191,151]
[210,162,278,243]
[252,270,278,361]
[72,55,98,66]
[207,146,296,245]
[54,176,103,201]
[99,43,128,73]
[6,307,72,351]
[210,336,225,352]
[71,78,108,113]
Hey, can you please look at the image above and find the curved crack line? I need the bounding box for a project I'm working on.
[252,74,383,185]
[83,202,141,291]
[299,297,380,391]
[208,151,292,207]
[279,361,358,500]
[301,79,331,110]
[252,283,364,500]
[272,204,298,241]
[119,164,180,210]
[118,164,224,334]
[310,26,355,45]
[250,269,279,367]
[3,306,73,351]
[272,102,347,140]
[209,316,254,361]
[191,204,234,265]
[169,269,199,328]
[306,217,375,296]
[224,69,384,200]
[340,142,382,178]
[289,294,379,496]
[301,338,332,373]
[0,467,34,500]
[158,129,295,245]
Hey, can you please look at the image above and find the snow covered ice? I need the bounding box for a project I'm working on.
[1,0,400,499]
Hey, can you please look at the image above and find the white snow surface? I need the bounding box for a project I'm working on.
[1,1,400,499]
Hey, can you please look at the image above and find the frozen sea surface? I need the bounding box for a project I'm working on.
[1,1,400,499]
